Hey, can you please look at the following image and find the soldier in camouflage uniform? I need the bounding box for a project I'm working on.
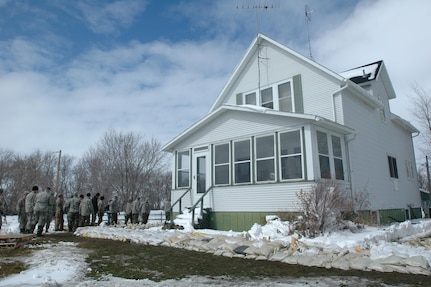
[79,193,94,227]
[33,186,55,236]
[16,191,29,233]
[44,187,55,232]
[64,194,80,232]
[25,186,39,233]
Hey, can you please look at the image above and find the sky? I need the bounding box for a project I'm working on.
[0,0,430,160]
[1,214,431,286]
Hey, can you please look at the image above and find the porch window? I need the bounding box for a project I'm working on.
[234,139,251,184]
[317,131,345,180]
[255,135,275,182]
[279,130,303,180]
[332,135,344,180]
[388,156,399,179]
[214,143,230,185]
[317,131,331,179]
[176,150,190,188]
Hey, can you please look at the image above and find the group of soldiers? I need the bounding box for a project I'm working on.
[14,186,118,236]
[124,197,152,225]
[1,187,163,236]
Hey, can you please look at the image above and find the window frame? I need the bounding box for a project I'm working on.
[213,143,231,186]
[233,139,252,184]
[254,134,276,183]
[316,130,346,181]
[240,78,295,112]
[176,150,191,188]
[279,129,304,181]
[388,155,399,179]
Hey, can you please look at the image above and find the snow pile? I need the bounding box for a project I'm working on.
[2,215,431,286]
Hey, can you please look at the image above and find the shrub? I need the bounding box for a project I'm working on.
[296,180,349,237]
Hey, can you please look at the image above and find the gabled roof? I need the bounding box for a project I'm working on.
[340,60,382,84]
[340,60,396,99]
[209,33,345,112]
[162,104,355,152]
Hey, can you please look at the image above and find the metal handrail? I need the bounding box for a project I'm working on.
[190,186,213,227]
[167,188,191,221]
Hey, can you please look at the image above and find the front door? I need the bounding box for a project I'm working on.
[192,148,210,199]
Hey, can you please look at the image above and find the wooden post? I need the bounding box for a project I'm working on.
[55,150,62,195]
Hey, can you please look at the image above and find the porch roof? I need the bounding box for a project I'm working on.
[162,104,355,152]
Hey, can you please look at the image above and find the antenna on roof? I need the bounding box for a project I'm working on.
[305,4,315,61]
[237,1,280,36]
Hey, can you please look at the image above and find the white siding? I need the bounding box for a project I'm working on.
[342,89,420,210]
[223,40,342,120]
[175,110,308,150]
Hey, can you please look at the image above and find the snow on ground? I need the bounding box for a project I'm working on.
[1,213,431,286]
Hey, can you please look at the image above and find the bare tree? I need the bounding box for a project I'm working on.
[410,84,431,154]
[76,129,168,207]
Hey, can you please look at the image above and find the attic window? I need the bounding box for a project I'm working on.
[238,75,302,113]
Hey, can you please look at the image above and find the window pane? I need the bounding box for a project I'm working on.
[178,151,190,169]
[260,87,273,109]
[257,159,275,181]
[177,171,189,187]
[235,162,251,183]
[388,156,398,178]
[214,144,229,164]
[236,93,243,105]
[281,155,302,179]
[319,155,331,179]
[280,131,301,155]
[256,135,274,158]
[215,165,229,185]
[234,140,250,161]
[334,158,344,180]
[278,82,292,112]
[317,131,328,155]
[332,136,342,157]
[245,92,256,105]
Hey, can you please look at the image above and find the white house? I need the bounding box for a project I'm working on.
[162,34,421,231]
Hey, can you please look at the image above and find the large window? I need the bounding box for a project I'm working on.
[177,150,190,188]
[255,135,275,182]
[214,143,230,185]
[279,130,303,180]
[388,156,399,179]
[234,139,251,184]
[317,131,345,180]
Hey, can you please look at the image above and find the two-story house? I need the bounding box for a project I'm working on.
[162,34,421,231]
